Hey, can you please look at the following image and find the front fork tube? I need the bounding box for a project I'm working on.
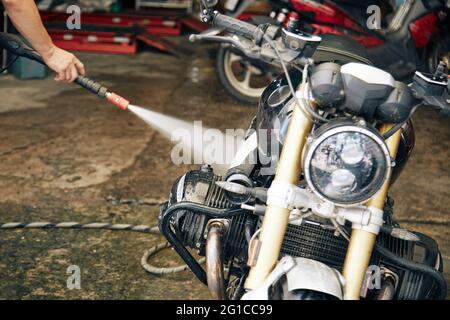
[342,123,403,300]
[245,97,313,290]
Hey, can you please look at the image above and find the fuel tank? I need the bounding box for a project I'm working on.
[255,69,415,184]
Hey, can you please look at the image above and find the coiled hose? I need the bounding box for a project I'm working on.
[141,241,205,275]
[0,221,198,276]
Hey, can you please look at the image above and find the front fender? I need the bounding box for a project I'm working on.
[242,256,345,300]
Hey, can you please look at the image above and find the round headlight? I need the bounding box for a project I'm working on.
[304,121,391,205]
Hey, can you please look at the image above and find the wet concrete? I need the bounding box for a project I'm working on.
[0,44,448,299]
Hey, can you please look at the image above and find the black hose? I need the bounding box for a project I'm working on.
[159,201,243,285]
[374,244,448,300]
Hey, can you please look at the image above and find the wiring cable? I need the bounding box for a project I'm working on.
[263,34,329,123]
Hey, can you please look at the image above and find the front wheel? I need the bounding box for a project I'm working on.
[216,45,276,105]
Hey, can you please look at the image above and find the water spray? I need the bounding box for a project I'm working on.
[0,32,242,173]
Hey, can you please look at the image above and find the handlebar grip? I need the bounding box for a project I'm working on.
[212,13,257,39]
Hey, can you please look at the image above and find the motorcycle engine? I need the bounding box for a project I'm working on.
[160,165,443,300]
[162,165,258,265]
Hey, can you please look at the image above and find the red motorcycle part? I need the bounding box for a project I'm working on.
[409,13,438,48]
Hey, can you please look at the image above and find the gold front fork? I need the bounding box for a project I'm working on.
[245,95,313,290]
[342,123,403,300]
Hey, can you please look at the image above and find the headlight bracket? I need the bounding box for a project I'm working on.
[265,180,384,234]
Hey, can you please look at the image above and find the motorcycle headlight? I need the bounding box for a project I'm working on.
[304,121,391,205]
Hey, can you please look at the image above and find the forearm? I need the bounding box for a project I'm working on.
[3,0,55,59]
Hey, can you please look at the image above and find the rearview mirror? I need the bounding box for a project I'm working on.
[202,0,218,8]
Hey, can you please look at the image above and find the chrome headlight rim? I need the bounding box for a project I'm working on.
[304,122,392,207]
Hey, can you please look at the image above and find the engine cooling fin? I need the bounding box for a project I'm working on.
[280,219,441,300]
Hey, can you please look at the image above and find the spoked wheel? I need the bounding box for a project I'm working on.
[216,45,276,105]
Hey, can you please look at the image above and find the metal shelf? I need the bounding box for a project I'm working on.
[136,0,193,10]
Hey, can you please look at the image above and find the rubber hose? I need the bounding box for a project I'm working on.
[141,241,206,275]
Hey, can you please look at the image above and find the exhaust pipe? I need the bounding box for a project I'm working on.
[375,275,396,300]
[206,220,228,300]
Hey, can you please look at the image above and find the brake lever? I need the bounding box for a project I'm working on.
[198,27,223,36]
[411,63,450,116]
[189,34,261,59]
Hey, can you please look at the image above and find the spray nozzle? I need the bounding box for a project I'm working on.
[75,77,129,110]
[106,92,130,110]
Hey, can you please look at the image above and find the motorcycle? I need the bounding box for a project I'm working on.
[159,0,449,300]
[215,0,450,104]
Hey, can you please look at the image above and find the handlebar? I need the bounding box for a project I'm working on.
[198,9,321,66]
[199,9,450,115]
[189,34,260,59]
[212,12,258,40]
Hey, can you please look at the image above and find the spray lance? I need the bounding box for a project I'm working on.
[0,32,129,110]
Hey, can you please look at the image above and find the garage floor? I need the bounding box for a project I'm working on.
[0,46,448,299]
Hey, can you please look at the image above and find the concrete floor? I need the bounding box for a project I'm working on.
[0,45,448,299]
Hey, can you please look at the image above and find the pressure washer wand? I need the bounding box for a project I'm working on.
[74,76,130,110]
[0,32,129,110]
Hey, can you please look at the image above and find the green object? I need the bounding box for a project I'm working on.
[9,35,47,80]
[10,55,47,80]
